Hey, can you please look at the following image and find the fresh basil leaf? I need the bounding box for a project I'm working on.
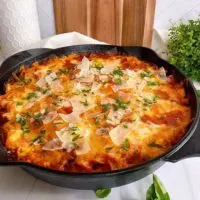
[95,188,111,198]
[146,174,170,200]
[153,174,170,200]
[146,184,157,200]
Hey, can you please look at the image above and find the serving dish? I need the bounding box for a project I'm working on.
[0,45,199,189]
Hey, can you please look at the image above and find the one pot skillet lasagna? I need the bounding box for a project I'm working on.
[0,53,191,172]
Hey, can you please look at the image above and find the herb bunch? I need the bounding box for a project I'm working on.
[167,18,200,81]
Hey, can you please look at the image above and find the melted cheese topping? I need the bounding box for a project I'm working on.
[0,53,191,172]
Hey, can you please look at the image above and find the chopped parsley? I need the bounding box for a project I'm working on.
[16,101,23,106]
[26,92,37,100]
[120,138,130,151]
[143,98,154,107]
[148,141,163,149]
[95,116,101,125]
[68,126,79,132]
[36,86,41,91]
[113,68,124,76]
[81,88,91,93]
[46,70,52,75]
[113,98,130,111]
[72,134,82,142]
[104,146,113,152]
[24,112,32,117]
[153,94,160,101]
[143,95,160,107]
[42,88,50,94]
[101,103,111,112]
[33,113,43,121]
[56,68,72,76]
[80,99,89,106]
[17,78,31,85]
[123,124,128,129]
[147,81,160,86]
[16,116,27,126]
[16,115,30,133]
[114,78,122,85]
[36,86,50,94]
[93,65,104,70]
[32,136,43,144]
[140,71,152,78]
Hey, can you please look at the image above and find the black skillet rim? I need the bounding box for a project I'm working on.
[1,44,199,177]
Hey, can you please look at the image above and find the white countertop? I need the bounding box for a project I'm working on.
[0,32,200,200]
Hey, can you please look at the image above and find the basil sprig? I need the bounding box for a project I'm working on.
[146,174,170,200]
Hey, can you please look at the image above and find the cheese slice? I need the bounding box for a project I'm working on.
[107,108,131,125]
[109,125,131,145]
[55,125,91,155]
[76,57,90,77]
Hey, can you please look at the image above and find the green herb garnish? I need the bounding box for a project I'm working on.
[113,98,130,110]
[95,188,111,198]
[26,92,37,100]
[34,113,43,121]
[46,70,52,75]
[24,112,32,117]
[123,124,128,129]
[17,78,31,85]
[113,68,124,76]
[81,89,91,93]
[32,136,43,144]
[57,68,72,76]
[104,146,113,152]
[80,99,89,106]
[36,86,41,91]
[114,78,122,85]
[148,141,163,149]
[168,18,200,81]
[95,116,101,125]
[101,103,111,112]
[147,81,160,86]
[140,71,152,78]
[146,174,170,200]
[120,138,130,151]
[16,115,30,133]
[16,101,23,106]
[68,126,79,132]
[93,65,104,70]
[72,134,82,142]
[42,88,50,94]
[143,95,160,107]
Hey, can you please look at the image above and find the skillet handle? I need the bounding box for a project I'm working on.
[165,121,200,162]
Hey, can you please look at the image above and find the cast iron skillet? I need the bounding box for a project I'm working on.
[0,45,200,190]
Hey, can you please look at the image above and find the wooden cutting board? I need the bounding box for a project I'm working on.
[53,0,156,47]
